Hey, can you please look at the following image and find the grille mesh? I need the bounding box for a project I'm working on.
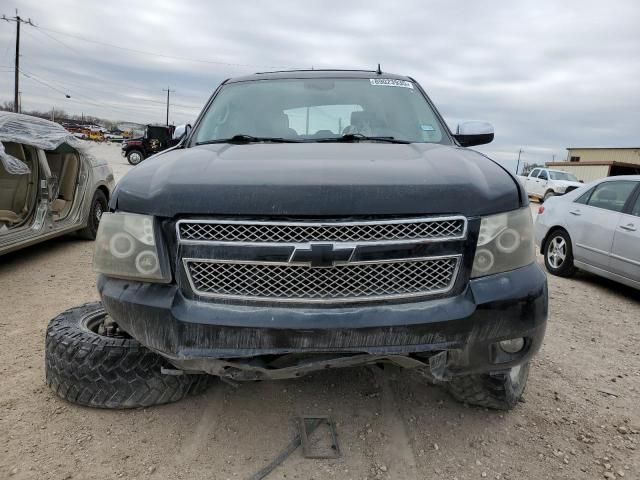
[186,257,458,302]
[179,218,465,243]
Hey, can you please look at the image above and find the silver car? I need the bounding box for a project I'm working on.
[0,112,114,256]
[535,175,640,289]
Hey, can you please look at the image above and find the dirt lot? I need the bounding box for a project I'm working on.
[1,144,639,480]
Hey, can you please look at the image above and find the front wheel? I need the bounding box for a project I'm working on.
[446,363,530,410]
[126,150,144,165]
[542,190,555,202]
[544,229,576,277]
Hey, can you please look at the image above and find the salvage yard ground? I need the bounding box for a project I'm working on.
[1,143,638,480]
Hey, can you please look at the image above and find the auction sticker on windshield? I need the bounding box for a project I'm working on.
[369,78,413,88]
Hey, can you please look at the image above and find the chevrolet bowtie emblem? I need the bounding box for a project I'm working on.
[289,243,355,268]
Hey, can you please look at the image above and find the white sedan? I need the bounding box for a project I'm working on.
[534,175,640,289]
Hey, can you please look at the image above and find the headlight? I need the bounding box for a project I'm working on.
[471,207,535,278]
[93,212,170,282]
[555,185,566,193]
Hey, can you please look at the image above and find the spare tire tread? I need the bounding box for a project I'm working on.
[46,302,211,409]
[446,363,529,410]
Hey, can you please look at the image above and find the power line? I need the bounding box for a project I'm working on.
[19,28,205,108]
[31,23,83,55]
[19,65,200,111]
[33,24,293,69]
[18,68,71,97]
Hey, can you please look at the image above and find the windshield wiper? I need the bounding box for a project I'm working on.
[315,133,410,144]
[196,134,302,145]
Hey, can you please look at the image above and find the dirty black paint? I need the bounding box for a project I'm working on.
[109,143,522,218]
[98,262,547,376]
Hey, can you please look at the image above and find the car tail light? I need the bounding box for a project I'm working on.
[538,206,545,215]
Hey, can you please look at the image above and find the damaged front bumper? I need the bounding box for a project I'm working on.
[98,262,548,381]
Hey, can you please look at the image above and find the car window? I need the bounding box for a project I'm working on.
[530,169,540,178]
[574,187,593,204]
[630,190,640,217]
[549,171,578,181]
[284,104,363,136]
[538,170,548,180]
[193,78,448,144]
[586,181,637,213]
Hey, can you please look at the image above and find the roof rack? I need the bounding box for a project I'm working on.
[254,68,380,75]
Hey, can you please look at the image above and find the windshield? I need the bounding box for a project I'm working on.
[192,78,449,144]
[549,171,578,181]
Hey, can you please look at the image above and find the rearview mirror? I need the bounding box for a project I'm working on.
[454,121,494,147]
[172,124,192,141]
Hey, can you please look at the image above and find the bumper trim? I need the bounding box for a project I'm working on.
[98,262,547,376]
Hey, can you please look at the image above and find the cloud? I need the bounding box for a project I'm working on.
[1,0,638,170]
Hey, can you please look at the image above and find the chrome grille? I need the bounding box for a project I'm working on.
[178,217,466,244]
[184,256,459,303]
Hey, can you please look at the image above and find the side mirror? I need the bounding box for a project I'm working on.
[453,121,494,147]
[172,124,192,142]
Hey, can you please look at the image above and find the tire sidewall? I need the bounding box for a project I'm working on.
[544,229,574,275]
[48,301,139,350]
[80,190,108,240]
[127,150,143,165]
[45,302,212,409]
[89,190,107,236]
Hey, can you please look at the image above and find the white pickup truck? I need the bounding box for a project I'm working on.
[518,167,583,202]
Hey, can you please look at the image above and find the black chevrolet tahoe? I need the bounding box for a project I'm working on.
[45,70,548,411]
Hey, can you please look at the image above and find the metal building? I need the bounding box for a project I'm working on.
[546,147,640,182]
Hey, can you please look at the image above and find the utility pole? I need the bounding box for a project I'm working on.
[162,87,174,126]
[2,10,34,112]
[515,148,524,175]
[18,91,22,112]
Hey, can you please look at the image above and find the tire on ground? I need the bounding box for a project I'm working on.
[445,362,529,410]
[126,150,144,165]
[543,228,577,277]
[542,190,555,202]
[45,301,212,409]
[78,189,107,240]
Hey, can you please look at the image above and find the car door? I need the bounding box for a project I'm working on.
[564,180,638,271]
[535,169,549,197]
[610,183,640,282]
[526,169,540,196]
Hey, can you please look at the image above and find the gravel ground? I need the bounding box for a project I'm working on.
[1,143,638,480]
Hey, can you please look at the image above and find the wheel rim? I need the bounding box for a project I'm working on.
[129,152,141,164]
[81,310,129,338]
[547,235,567,269]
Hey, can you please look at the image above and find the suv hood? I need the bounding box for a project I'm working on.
[553,179,583,188]
[111,143,522,217]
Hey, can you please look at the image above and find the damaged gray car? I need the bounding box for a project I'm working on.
[0,112,114,255]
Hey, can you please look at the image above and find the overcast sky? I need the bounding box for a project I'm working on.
[1,0,639,170]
